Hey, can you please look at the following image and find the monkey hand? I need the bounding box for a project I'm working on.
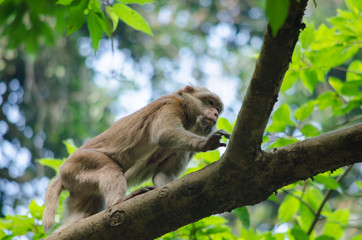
[201,129,230,151]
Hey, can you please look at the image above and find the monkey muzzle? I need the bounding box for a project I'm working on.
[204,117,216,126]
[199,117,215,135]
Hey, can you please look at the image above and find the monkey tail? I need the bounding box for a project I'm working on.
[42,175,63,232]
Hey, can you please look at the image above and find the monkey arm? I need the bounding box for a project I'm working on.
[147,105,205,152]
[154,122,229,152]
[152,118,206,152]
[151,105,229,152]
[156,126,206,152]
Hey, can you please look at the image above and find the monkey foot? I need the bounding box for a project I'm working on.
[123,186,155,201]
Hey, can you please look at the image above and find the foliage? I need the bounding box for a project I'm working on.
[0,141,72,239]
[0,200,46,240]
[159,216,237,240]
[265,0,362,149]
[0,0,153,54]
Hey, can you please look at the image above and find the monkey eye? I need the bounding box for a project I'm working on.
[208,99,214,106]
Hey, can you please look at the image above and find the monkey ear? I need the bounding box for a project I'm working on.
[184,85,195,93]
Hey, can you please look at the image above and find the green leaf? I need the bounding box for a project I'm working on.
[265,0,290,37]
[294,101,316,121]
[65,0,88,36]
[195,149,220,164]
[328,168,344,177]
[273,104,294,123]
[42,23,56,46]
[55,8,66,34]
[323,209,349,239]
[1,215,34,235]
[345,0,362,14]
[268,193,280,203]
[113,3,153,36]
[164,216,236,239]
[291,43,303,65]
[29,200,44,220]
[38,158,64,173]
[300,69,319,93]
[341,81,362,96]
[117,0,154,4]
[278,194,300,223]
[262,135,270,146]
[217,117,233,134]
[300,124,320,138]
[88,0,102,11]
[100,12,113,37]
[63,139,78,155]
[281,70,300,92]
[329,76,344,95]
[355,180,362,190]
[56,0,74,5]
[267,104,295,133]
[268,137,299,148]
[347,60,362,82]
[87,11,104,52]
[106,5,119,32]
[303,187,325,211]
[314,235,335,240]
[66,9,86,36]
[233,207,250,228]
[0,230,6,239]
[329,76,361,96]
[241,227,259,240]
[281,183,299,191]
[267,122,286,133]
[314,175,340,190]
[309,45,359,70]
[24,30,38,54]
[290,227,309,240]
[299,22,314,50]
[351,234,362,240]
[317,91,340,111]
[297,203,315,232]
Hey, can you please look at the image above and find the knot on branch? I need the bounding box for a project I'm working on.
[109,210,126,227]
[158,186,169,197]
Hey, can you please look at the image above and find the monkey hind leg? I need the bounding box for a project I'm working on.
[98,162,128,208]
[61,193,105,230]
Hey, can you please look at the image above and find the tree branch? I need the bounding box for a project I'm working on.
[46,123,362,240]
[226,0,308,168]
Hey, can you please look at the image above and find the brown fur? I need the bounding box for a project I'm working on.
[42,86,229,232]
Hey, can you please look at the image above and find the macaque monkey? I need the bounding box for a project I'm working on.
[42,86,230,232]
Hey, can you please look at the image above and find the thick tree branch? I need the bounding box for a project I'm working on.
[226,0,308,167]
[46,124,362,240]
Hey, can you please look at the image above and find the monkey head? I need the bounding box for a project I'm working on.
[179,86,223,136]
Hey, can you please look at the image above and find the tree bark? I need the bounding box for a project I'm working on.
[46,0,362,239]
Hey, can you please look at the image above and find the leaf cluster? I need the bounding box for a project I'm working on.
[58,0,153,52]
[263,0,362,148]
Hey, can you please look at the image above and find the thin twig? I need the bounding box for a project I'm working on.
[283,189,316,216]
[307,165,354,235]
[333,67,362,75]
